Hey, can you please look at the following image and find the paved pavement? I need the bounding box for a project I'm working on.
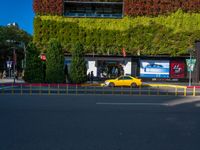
[0,78,24,83]
[0,95,200,150]
[0,78,199,87]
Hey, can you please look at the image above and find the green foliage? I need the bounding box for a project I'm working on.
[69,42,87,84]
[0,25,32,47]
[0,25,32,71]
[24,42,44,83]
[46,38,65,83]
[34,10,200,56]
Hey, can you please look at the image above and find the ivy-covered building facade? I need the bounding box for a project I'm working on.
[33,0,200,82]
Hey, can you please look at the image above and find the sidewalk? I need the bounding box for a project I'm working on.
[0,78,25,84]
[0,78,199,88]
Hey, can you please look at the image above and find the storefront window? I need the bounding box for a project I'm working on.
[64,1,123,18]
[97,60,124,78]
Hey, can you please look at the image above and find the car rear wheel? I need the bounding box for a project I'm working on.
[109,82,115,87]
[131,82,137,88]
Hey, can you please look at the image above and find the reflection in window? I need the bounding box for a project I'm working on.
[64,1,123,18]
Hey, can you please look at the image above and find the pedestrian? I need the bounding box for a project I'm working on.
[15,70,18,80]
[3,70,6,79]
[87,72,91,82]
[90,71,94,83]
[115,67,119,77]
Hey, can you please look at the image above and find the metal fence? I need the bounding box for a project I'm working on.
[0,83,198,96]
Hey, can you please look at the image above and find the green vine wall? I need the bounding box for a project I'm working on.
[34,10,200,56]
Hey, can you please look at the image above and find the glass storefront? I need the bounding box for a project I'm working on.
[97,60,124,79]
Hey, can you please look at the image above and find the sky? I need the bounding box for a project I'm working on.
[0,0,34,35]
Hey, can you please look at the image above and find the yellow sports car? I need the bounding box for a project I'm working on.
[103,75,142,87]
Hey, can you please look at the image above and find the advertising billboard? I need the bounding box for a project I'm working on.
[140,60,170,78]
[170,60,185,78]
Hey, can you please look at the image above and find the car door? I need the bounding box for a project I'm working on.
[123,76,133,86]
[114,76,124,86]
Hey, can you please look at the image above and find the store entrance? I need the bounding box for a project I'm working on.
[97,60,124,79]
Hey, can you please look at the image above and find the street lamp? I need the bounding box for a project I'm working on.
[6,40,17,83]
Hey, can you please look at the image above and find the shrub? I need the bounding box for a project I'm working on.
[24,42,44,83]
[69,42,87,84]
[46,38,65,83]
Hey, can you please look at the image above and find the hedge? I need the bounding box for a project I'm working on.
[33,10,200,56]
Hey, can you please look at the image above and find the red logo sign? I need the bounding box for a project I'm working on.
[170,60,185,78]
[40,54,46,61]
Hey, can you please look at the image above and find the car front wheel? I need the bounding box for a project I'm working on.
[109,82,115,87]
[131,82,137,88]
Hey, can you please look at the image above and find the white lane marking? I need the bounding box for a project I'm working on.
[166,98,200,106]
[195,103,200,107]
[96,102,168,106]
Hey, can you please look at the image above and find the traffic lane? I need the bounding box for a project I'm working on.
[6,107,199,150]
[0,95,200,113]
[0,95,192,111]
[0,96,200,150]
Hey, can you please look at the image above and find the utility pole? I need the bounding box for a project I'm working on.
[13,48,16,84]
[23,43,26,69]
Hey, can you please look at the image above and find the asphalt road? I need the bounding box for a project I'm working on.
[0,95,200,150]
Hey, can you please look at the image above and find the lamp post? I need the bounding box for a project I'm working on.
[6,40,17,83]
[189,51,192,86]
[22,42,27,69]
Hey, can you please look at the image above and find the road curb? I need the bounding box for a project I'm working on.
[147,84,186,89]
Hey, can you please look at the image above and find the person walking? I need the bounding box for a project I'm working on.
[87,72,90,82]
[90,71,94,83]
[3,70,6,79]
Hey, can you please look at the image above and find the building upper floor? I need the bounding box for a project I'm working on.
[33,0,200,18]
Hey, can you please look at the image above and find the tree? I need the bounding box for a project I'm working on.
[69,42,87,84]
[0,25,32,72]
[46,38,65,83]
[24,42,44,83]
